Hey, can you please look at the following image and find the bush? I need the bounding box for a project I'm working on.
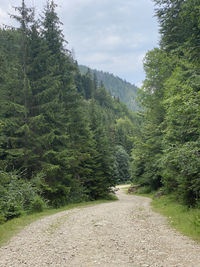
[1,200,24,220]
[104,193,118,201]
[30,195,46,212]
[137,186,152,194]
[0,171,47,221]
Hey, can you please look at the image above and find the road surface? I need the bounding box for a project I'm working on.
[0,185,200,267]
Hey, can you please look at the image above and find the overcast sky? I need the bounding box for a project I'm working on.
[0,0,159,86]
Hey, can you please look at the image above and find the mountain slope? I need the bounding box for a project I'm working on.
[79,65,138,111]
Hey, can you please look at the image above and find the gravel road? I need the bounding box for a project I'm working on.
[0,185,200,267]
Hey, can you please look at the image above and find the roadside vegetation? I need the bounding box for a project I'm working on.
[131,0,200,209]
[0,0,132,225]
[152,194,200,242]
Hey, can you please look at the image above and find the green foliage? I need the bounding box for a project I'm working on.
[131,0,200,207]
[29,195,46,212]
[114,145,131,183]
[115,117,136,154]
[0,171,46,221]
[79,65,138,111]
[136,186,152,194]
[151,194,200,242]
[0,0,134,221]
[154,0,200,63]
[0,215,6,225]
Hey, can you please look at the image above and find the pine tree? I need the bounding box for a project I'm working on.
[40,1,101,205]
[0,28,25,171]
[0,0,135,210]
[0,0,35,174]
[114,145,131,184]
[154,0,200,62]
[87,100,116,199]
[82,68,93,99]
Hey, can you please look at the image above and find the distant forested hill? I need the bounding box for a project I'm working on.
[79,65,138,111]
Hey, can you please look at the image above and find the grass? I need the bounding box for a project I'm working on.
[0,198,117,247]
[152,194,200,242]
[126,185,200,242]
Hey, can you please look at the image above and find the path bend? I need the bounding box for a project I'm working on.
[0,185,200,267]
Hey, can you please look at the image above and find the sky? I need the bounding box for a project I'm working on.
[0,0,159,86]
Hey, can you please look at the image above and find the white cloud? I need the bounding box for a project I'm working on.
[0,7,6,18]
[101,35,122,47]
[0,7,9,25]
[0,0,159,85]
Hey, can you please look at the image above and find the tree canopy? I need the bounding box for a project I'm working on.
[0,0,135,221]
[131,0,200,207]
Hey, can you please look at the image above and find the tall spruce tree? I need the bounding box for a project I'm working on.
[88,100,116,199]
[0,1,35,174]
[39,0,102,204]
[0,28,24,171]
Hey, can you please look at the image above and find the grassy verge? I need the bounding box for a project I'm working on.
[0,198,117,247]
[127,186,200,242]
[152,194,200,242]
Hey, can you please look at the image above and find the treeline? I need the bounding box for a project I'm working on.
[79,65,138,111]
[131,0,200,207]
[0,0,134,223]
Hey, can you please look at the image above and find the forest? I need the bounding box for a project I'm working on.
[131,0,200,207]
[0,0,199,224]
[0,0,135,223]
[79,65,138,111]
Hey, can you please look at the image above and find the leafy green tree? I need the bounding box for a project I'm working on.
[0,171,46,222]
[115,117,135,155]
[154,0,200,62]
[131,0,200,207]
[131,48,173,190]
[160,59,200,205]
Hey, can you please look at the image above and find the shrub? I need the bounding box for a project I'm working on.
[30,195,46,212]
[137,185,152,194]
[0,171,47,221]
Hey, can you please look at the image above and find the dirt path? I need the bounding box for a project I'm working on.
[0,186,200,267]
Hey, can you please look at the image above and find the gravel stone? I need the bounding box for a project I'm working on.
[0,185,200,267]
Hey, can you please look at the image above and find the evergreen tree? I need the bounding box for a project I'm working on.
[0,28,25,171]
[0,0,35,174]
[0,0,135,216]
[160,59,200,205]
[87,101,116,199]
[154,0,200,62]
[82,68,93,99]
[114,145,131,184]
[35,0,84,205]
[131,0,200,207]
